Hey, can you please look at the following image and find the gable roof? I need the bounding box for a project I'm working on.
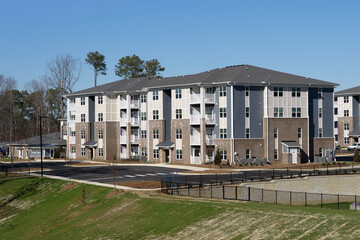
[67,65,338,97]
[335,86,360,96]
[8,132,66,147]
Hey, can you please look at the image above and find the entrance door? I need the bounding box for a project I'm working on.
[91,148,94,160]
[290,148,297,164]
[165,150,170,163]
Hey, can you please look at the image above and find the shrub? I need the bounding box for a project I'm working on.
[354,149,360,163]
[214,149,221,167]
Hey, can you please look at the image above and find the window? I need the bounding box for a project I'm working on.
[141,112,147,121]
[176,129,182,139]
[292,87,301,97]
[141,148,147,156]
[63,130,67,136]
[153,129,159,139]
[246,107,250,118]
[319,148,323,157]
[153,149,159,159]
[274,149,278,159]
[319,128,323,137]
[344,123,349,130]
[98,130,103,139]
[298,128,302,138]
[176,109,182,119]
[81,147,85,156]
[176,149,182,160]
[220,129,227,138]
[98,113,103,121]
[246,128,250,139]
[345,137,349,144]
[335,134,338,141]
[334,121,338,128]
[219,86,226,97]
[70,114,75,121]
[274,107,283,117]
[71,147,76,154]
[334,97,338,102]
[319,108,322,118]
[344,110,349,117]
[81,114,85,122]
[175,88,182,99]
[245,86,250,96]
[220,108,227,118]
[274,128,278,138]
[71,130,76,137]
[274,87,283,97]
[334,108,338,115]
[292,108,301,118]
[318,88,323,98]
[153,110,159,120]
[220,149,227,160]
[246,149,251,159]
[140,94,146,103]
[98,96,103,104]
[81,97,85,105]
[344,96,349,103]
[141,130,147,139]
[81,130,85,139]
[98,148,103,157]
[153,90,159,100]
[70,98,75,104]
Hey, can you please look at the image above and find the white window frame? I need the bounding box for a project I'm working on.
[81,114,86,122]
[220,128,227,139]
[219,86,226,97]
[140,94,147,103]
[176,129,182,139]
[153,110,159,120]
[98,148,103,157]
[81,97,85,105]
[176,149,182,160]
[175,88,182,99]
[98,130,103,139]
[98,95,103,104]
[153,149,159,159]
[153,90,159,100]
[153,129,159,139]
[220,108,227,118]
[176,109,182,119]
[220,149,227,160]
[98,113,103,121]
[141,130,147,139]
[80,130,85,139]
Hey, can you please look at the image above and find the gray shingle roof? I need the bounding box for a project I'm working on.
[9,132,66,147]
[67,65,338,97]
[335,86,360,96]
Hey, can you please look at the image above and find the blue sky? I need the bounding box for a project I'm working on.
[0,0,359,92]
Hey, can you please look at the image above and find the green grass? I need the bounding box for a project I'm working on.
[1,176,360,239]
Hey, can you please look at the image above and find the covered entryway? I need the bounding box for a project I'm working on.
[83,140,97,160]
[157,137,174,163]
[281,141,301,164]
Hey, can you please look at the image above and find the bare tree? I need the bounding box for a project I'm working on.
[46,54,81,118]
[0,75,16,141]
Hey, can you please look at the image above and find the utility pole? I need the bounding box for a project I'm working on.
[40,115,48,177]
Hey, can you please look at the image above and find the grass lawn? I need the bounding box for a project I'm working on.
[1,176,360,239]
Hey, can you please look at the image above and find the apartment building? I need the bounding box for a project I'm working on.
[65,65,337,165]
[334,86,360,147]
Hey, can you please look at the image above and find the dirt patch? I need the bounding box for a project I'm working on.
[82,204,95,211]
[61,182,79,191]
[105,189,125,198]
[113,181,161,189]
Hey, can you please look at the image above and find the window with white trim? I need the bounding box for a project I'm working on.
[98,148,103,157]
[81,97,85,105]
[245,86,250,96]
[219,86,226,97]
[81,147,85,156]
[274,149,278,159]
[176,109,182,119]
[344,110,349,117]
[175,89,182,99]
[298,128,302,138]
[141,130,147,139]
[153,129,159,139]
[274,87,283,97]
[176,149,182,160]
[345,137,349,144]
[246,107,250,118]
[141,147,147,156]
[220,108,227,118]
[70,130,76,137]
[141,112,147,121]
[81,130,85,139]
[140,94,146,103]
[98,96,103,104]
[153,110,159,120]
[98,130,103,139]
[344,123,349,130]
[292,87,301,97]
[274,128,278,138]
[274,107,283,117]
[81,114,86,122]
[98,113,103,121]
[292,108,301,118]
[153,149,159,159]
[318,88,323,98]
[319,148,323,157]
[153,90,159,100]
[220,149,227,160]
[70,114,75,121]
[319,128,323,137]
[344,96,349,103]
[70,98,75,104]
[246,128,250,139]
[246,149,251,159]
[319,108,322,118]
[71,147,76,154]
[176,129,182,139]
[220,129,227,138]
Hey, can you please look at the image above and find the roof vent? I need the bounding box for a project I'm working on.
[248,75,250,78]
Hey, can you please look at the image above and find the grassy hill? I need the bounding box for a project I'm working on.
[1,176,360,239]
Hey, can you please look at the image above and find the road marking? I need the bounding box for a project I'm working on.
[124,175,135,178]
[156,173,163,175]
[146,173,157,176]
[136,174,146,177]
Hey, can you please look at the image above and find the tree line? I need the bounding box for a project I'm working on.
[0,52,165,142]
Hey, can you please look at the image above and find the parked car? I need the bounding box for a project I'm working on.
[347,143,360,151]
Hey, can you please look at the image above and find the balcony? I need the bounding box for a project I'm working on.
[130,100,139,108]
[206,155,214,163]
[205,93,215,103]
[131,117,139,126]
[190,115,201,125]
[205,114,216,124]
[190,135,200,145]
[120,100,127,109]
[120,135,127,143]
[206,135,215,145]
[190,156,201,164]
[120,117,127,126]
[190,94,201,104]
[120,152,127,159]
[131,135,139,144]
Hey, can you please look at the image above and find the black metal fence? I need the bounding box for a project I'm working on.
[0,161,33,178]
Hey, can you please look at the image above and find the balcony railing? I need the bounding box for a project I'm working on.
[206,155,214,163]
[191,156,201,164]
[190,94,201,104]
[190,135,200,145]
[120,101,127,109]
[120,117,127,126]
[190,115,201,125]
[120,135,127,143]
[120,152,127,159]
[131,135,139,143]
[131,118,139,126]
[205,114,215,124]
[206,135,215,145]
[130,100,139,108]
[205,93,215,103]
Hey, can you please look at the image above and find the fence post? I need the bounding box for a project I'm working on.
[356,195,357,211]
[248,187,251,201]
[275,190,277,204]
[230,172,232,183]
[199,185,201,198]
[340,164,341,175]
[215,173,218,185]
[327,164,329,175]
[314,165,316,175]
[305,192,307,206]
[353,164,355,174]
[223,185,225,199]
[200,174,202,186]
[188,184,190,197]
[262,188,264,202]
[290,191,292,205]
[185,176,187,185]
[321,193,323,208]
[287,167,289,178]
[272,168,275,179]
[210,185,213,198]
[259,169,261,181]
[244,171,246,182]
[338,194,340,209]
[235,186,238,200]
[300,166,302,177]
